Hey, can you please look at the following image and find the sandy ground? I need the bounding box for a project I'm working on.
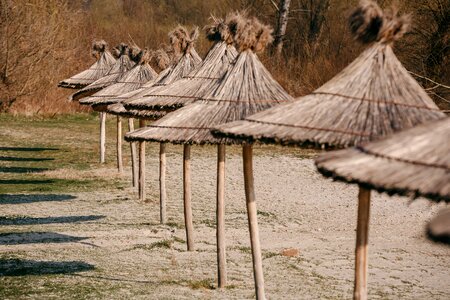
[1,144,449,299]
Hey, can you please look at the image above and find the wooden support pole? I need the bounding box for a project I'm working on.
[216,144,227,288]
[99,112,106,163]
[138,141,146,201]
[116,116,123,173]
[128,118,138,187]
[159,143,167,224]
[183,144,194,251]
[354,187,371,300]
[243,144,265,300]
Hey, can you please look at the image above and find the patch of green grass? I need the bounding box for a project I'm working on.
[132,240,173,251]
[165,221,183,229]
[199,219,215,228]
[235,246,252,254]
[187,279,215,290]
[173,236,186,244]
[0,113,130,194]
[257,210,276,218]
[263,251,279,259]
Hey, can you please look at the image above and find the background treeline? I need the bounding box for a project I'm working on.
[0,0,448,115]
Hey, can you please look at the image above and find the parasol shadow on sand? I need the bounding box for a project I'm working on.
[213,1,446,299]
[125,14,294,291]
[58,40,116,89]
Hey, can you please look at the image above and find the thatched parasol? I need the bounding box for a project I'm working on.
[125,15,293,292]
[315,118,450,202]
[79,48,158,106]
[76,48,158,176]
[119,26,203,205]
[212,2,447,299]
[123,15,238,111]
[58,40,116,89]
[70,43,135,102]
[69,43,135,164]
[427,208,450,245]
[316,117,450,287]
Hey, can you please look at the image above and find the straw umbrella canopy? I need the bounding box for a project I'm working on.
[120,26,203,204]
[74,48,159,177]
[315,118,450,202]
[70,43,135,102]
[212,2,447,299]
[58,40,116,89]
[123,16,238,111]
[316,117,450,278]
[125,15,294,291]
[427,208,450,246]
[79,48,158,106]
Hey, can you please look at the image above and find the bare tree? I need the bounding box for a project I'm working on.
[272,0,291,56]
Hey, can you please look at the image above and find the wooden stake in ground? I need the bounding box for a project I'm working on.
[128,118,138,187]
[354,187,371,300]
[216,144,227,288]
[159,143,167,224]
[183,144,194,251]
[99,112,106,163]
[138,141,146,201]
[243,144,265,300]
[116,116,123,172]
[138,119,146,199]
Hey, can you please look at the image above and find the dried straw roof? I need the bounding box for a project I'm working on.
[427,208,450,245]
[120,26,203,111]
[70,43,135,101]
[124,15,239,111]
[78,48,158,106]
[214,1,446,148]
[58,40,116,89]
[315,117,450,202]
[125,15,294,145]
[105,103,166,120]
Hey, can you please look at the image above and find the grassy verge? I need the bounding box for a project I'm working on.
[0,113,127,194]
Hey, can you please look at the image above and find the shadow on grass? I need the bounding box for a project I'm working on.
[0,232,87,245]
[0,215,105,226]
[0,156,54,162]
[0,194,76,204]
[0,259,94,276]
[0,167,49,173]
[0,179,55,185]
[0,147,59,152]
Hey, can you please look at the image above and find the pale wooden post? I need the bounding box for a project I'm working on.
[99,112,106,163]
[354,187,371,300]
[243,144,265,300]
[216,144,227,288]
[138,141,146,201]
[116,116,123,173]
[137,119,146,198]
[128,118,138,187]
[183,144,194,251]
[159,143,167,224]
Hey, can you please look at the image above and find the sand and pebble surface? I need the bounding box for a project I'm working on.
[1,145,448,299]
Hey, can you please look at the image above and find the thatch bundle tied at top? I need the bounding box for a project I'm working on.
[58,40,116,89]
[123,14,239,111]
[315,117,450,202]
[71,43,135,101]
[79,47,158,106]
[125,15,294,144]
[214,0,445,148]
